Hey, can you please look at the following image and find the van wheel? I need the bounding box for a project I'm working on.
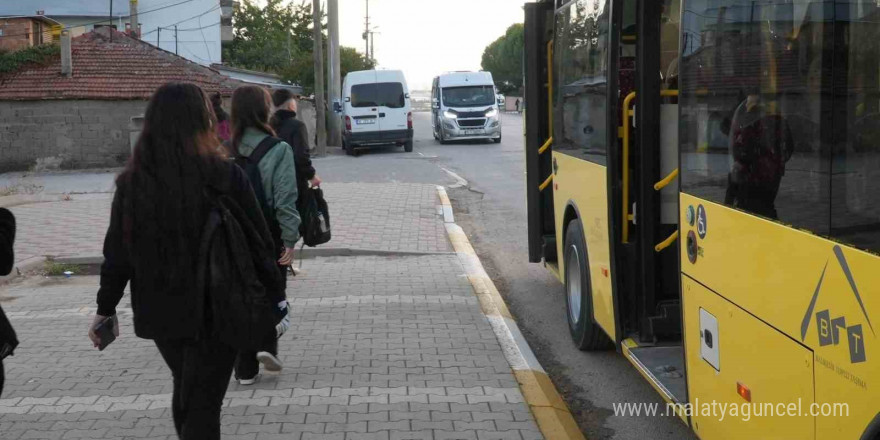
[564,219,612,351]
[404,140,413,152]
[493,135,502,144]
[438,128,448,145]
[433,126,439,140]
[344,142,355,156]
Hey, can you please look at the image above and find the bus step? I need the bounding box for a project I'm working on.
[648,299,682,340]
[626,345,687,405]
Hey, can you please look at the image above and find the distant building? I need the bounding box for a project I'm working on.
[0,0,235,66]
[211,64,303,95]
[0,16,61,52]
[0,28,244,172]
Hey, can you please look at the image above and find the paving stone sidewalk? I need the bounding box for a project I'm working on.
[0,182,542,439]
[8,183,450,268]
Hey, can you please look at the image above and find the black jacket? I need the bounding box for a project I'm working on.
[0,208,13,276]
[0,208,17,360]
[96,162,285,340]
[271,110,316,189]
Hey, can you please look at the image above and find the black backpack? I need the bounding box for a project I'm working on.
[197,189,283,351]
[233,136,283,247]
[298,186,331,247]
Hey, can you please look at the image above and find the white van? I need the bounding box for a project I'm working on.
[341,70,413,154]
[431,71,502,144]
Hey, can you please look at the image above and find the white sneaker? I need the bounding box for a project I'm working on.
[257,352,283,372]
[238,374,261,386]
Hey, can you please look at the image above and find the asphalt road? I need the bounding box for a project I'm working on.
[318,112,696,440]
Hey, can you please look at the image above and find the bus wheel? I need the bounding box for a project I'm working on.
[564,219,611,351]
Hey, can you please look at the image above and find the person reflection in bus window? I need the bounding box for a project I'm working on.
[724,93,794,219]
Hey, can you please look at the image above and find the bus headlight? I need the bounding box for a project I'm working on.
[443,110,458,119]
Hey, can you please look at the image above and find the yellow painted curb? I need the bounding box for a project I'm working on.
[531,406,587,440]
[438,187,585,440]
[437,188,452,207]
[468,275,513,320]
[514,370,569,411]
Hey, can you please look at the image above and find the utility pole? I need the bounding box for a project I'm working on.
[312,0,327,156]
[109,0,113,42]
[129,0,139,39]
[364,0,370,58]
[174,24,178,54]
[157,26,160,49]
[370,31,375,60]
[327,0,341,147]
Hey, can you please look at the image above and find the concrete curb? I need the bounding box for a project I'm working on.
[51,248,456,267]
[0,256,47,287]
[436,186,455,223]
[0,194,67,208]
[437,188,585,440]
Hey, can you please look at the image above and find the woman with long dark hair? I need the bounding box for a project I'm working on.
[229,85,300,384]
[87,83,283,438]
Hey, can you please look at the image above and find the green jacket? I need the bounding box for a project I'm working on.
[237,127,301,247]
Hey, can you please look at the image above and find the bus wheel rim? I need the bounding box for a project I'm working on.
[567,245,582,325]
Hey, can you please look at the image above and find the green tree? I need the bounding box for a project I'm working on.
[222,0,373,94]
[340,46,376,79]
[481,23,524,95]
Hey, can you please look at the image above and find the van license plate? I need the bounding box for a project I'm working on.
[463,129,480,135]
[357,119,376,125]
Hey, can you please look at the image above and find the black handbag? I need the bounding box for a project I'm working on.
[0,305,17,360]
[298,186,331,247]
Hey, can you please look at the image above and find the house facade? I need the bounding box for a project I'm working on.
[0,0,234,66]
[0,28,244,172]
[0,16,61,52]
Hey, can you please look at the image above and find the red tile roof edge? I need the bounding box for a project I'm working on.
[0,27,248,101]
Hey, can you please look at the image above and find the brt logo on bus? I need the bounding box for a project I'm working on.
[814,310,865,363]
[800,246,874,364]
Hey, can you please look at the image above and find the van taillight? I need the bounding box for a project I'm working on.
[345,116,351,131]
[407,112,413,129]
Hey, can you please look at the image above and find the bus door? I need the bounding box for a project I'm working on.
[615,0,690,408]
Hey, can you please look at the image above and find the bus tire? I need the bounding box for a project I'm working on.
[564,219,611,351]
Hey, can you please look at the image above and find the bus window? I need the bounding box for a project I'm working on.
[553,0,610,165]
[660,0,681,90]
[679,0,880,254]
[830,1,880,252]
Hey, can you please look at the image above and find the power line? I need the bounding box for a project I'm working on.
[140,3,221,37]
[0,0,200,40]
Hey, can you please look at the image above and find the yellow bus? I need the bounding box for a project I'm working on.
[523,0,880,438]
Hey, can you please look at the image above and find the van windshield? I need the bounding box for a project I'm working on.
[351,82,405,108]
[442,86,495,107]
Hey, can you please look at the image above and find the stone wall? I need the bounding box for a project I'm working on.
[0,100,148,172]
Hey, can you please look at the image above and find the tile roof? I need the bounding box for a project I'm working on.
[0,27,245,101]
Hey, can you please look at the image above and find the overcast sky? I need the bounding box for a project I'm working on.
[336,0,525,90]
